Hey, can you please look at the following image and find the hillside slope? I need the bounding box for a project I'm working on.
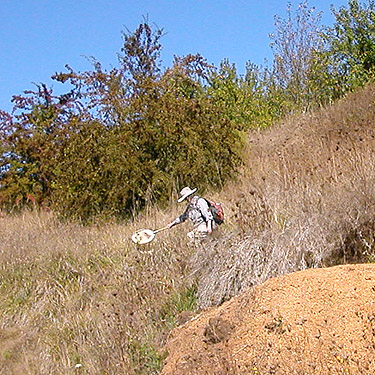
[189,83,375,308]
[162,84,375,374]
[162,264,375,375]
[2,84,375,374]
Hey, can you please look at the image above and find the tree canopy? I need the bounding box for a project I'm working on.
[2,1,375,221]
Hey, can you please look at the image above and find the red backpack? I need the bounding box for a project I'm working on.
[205,199,225,225]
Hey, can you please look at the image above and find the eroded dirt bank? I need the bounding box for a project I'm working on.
[162,264,375,375]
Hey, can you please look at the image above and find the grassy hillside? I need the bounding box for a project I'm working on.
[2,84,375,374]
[193,82,375,307]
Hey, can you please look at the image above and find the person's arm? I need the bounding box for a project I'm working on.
[206,218,213,233]
[167,206,189,228]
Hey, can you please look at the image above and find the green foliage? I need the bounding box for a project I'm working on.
[50,118,122,219]
[266,0,375,109]
[269,1,324,111]
[0,21,249,221]
[206,59,279,129]
[0,83,84,211]
[152,54,244,192]
[128,338,167,375]
[308,0,375,104]
[159,286,198,328]
[327,1,375,91]
[7,2,375,220]
[243,62,287,127]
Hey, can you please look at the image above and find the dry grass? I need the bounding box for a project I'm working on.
[192,83,375,308]
[2,84,375,374]
[0,209,195,374]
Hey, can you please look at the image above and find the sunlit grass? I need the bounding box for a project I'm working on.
[2,84,375,374]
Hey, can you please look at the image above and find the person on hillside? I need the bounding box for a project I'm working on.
[167,186,217,240]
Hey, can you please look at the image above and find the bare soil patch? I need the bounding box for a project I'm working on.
[162,264,375,375]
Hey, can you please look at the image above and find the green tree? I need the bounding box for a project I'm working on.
[269,1,324,110]
[319,0,375,99]
[0,18,292,219]
[0,84,83,210]
[0,20,246,221]
[50,23,165,218]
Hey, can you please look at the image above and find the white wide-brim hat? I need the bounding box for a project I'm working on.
[177,186,197,203]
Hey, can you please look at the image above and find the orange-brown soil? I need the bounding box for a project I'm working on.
[162,264,375,375]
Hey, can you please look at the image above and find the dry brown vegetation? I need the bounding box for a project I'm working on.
[0,208,196,374]
[192,83,375,307]
[2,84,375,374]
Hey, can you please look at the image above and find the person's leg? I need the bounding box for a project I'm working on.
[187,222,208,240]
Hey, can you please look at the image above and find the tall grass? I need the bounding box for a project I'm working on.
[191,83,375,307]
[0,209,196,374]
[2,84,375,374]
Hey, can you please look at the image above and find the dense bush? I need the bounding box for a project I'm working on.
[3,1,375,220]
[0,23,260,221]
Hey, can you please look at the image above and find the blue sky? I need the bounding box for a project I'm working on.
[0,0,348,113]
